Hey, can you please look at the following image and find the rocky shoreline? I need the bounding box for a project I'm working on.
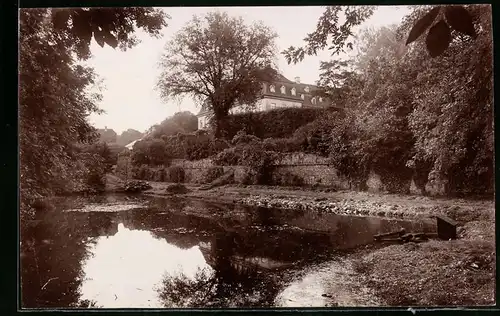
[141,181,494,224]
[239,194,428,220]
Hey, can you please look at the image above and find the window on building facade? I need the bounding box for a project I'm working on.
[311,97,317,105]
[291,87,296,96]
[271,103,276,109]
[269,85,275,92]
[300,94,305,100]
[280,85,286,94]
[319,97,323,102]
[304,86,310,93]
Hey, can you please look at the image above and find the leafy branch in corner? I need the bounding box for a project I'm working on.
[405,5,477,57]
[282,6,375,64]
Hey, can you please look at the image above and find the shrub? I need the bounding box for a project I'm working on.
[167,165,185,183]
[204,166,224,183]
[231,130,260,145]
[240,142,280,185]
[262,137,302,153]
[291,112,345,157]
[212,147,242,166]
[240,168,258,185]
[212,138,280,185]
[135,165,149,180]
[85,172,106,192]
[184,133,212,160]
[123,180,152,193]
[165,183,190,194]
[161,132,229,161]
[222,108,325,139]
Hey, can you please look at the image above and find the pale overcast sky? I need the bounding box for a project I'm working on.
[85,5,411,134]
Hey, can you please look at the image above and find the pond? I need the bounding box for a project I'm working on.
[20,194,435,309]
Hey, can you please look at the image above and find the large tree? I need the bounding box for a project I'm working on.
[19,8,168,216]
[156,11,278,138]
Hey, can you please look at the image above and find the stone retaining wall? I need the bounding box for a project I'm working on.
[123,152,443,195]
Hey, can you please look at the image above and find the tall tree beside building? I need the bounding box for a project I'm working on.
[156,11,279,138]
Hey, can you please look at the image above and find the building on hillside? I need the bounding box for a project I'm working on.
[196,74,331,130]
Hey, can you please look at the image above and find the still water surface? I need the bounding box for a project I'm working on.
[20,194,434,308]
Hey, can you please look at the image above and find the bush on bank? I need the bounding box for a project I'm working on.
[221,107,325,140]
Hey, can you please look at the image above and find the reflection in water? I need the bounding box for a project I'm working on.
[20,195,435,309]
[157,231,282,308]
[80,223,211,308]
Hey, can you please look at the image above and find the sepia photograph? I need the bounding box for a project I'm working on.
[19,4,495,309]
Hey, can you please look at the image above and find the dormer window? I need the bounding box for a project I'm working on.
[291,87,296,96]
[269,85,275,92]
[300,94,305,100]
[304,86,310,93]
[280,85,286,94]
[311,97,317,105]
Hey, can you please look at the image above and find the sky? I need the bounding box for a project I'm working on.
[85,5,411,134]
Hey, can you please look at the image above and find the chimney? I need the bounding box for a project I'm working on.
[294,76,301,84]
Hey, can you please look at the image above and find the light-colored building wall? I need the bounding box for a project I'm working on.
[260,97,301,110]
[198,115,210,130]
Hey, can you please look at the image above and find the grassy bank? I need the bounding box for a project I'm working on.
[351,237,495,306]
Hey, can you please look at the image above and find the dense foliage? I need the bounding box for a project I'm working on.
[283,6,375,64]
[130,130,230,165]
[300,4,493,195]
[221,108,326,140]
[147,111,198,139]
[19,7,168,217]
[212,133,280,185]
[156,11,279,137]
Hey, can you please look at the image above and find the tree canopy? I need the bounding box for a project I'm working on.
[156,11,279,138]
[147,111,199,139]
[282,6,375,64]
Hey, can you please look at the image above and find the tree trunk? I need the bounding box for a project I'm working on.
[214,120,223,139]
[213,109,229,139]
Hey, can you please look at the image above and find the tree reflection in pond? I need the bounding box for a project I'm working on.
[157,232,283,308]
[158,267,282,308]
